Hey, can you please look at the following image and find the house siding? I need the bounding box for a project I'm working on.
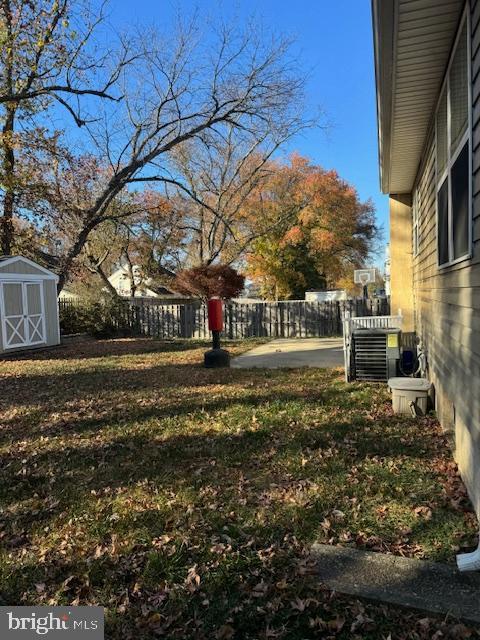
[389,195,414,330]
[412,1,480,515]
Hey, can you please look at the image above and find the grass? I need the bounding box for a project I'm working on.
[0,338,478,639]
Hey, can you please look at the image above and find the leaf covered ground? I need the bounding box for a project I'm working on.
[0,338,478,639]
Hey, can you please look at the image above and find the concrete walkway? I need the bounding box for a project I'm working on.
[231,338,344,369]
[311,544,480,624]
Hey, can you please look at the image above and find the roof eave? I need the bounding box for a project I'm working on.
[372,0,396,195]
[372,0,465,195]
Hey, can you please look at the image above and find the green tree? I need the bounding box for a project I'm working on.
[251,236,327,299]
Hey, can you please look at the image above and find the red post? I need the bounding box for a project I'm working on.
[205,298,229,367]
[207,298,223,332]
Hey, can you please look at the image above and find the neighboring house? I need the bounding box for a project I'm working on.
[372,0,480,554]
[108,265,178,298]
[305,289,347,302]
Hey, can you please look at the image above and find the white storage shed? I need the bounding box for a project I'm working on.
[0,256,60,354]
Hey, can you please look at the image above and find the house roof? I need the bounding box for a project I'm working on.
[372,0,465,194]
[109,264,176,280]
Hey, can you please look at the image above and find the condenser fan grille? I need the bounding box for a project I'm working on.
[353,331,388,381]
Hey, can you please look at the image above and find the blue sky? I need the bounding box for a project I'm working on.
[107,0,389,244]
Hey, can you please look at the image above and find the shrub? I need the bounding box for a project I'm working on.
[59,302,91,335]
[59,295,132,338]
[173,264,245,301]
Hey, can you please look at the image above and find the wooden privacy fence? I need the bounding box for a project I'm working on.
[59,297,390,339]
[103,297,389,340]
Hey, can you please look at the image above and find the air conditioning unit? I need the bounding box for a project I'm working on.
[351,328,401,382]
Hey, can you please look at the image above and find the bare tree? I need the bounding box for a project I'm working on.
[27,16,307,292]
[71,190,183,297]
[161,126,279,267]
[83,221,122,297]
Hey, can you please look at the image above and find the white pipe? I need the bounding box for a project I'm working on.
[457,541,480,572]
[415,340,427,378]
[343,311,351,382]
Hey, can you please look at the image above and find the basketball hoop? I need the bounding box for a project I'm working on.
[354,268,376,301]
[354,268,376,286]
[358,273,370,287]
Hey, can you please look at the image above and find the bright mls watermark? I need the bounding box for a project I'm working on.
[0,607,104,638]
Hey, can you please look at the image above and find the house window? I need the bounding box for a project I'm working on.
[436,15,471,267]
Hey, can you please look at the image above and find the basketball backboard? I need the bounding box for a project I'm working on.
[354,268,376,286]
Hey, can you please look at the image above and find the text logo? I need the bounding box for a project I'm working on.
[0,607,104,638]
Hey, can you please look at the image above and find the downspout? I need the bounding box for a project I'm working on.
[457,542,480,572]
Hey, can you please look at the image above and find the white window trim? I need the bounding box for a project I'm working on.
[435,4,473,270]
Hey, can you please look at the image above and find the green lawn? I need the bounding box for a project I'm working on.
[0,338,478,639]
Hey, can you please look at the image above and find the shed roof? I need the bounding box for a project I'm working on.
[0,255,59,280]
[372,0,465,194]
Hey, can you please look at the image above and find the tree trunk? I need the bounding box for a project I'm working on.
[1,0,15,256]
[1,105,15,255]
[123,250,137,297]
[57,222,97,294]
[85,249,120,298]
[94,263,121,298]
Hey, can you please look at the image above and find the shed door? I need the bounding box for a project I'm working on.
[1,281,46,349]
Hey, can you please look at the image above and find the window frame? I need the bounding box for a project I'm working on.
[435,6,472,270]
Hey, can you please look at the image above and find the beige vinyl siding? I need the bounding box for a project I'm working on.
[412,1,480,515]
[380,0,465,193]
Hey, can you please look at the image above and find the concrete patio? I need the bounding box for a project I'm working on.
[231,337,344,369]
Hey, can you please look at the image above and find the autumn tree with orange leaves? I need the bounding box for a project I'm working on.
[245,155,378,299]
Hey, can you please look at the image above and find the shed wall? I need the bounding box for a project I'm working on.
[44,280,60,346]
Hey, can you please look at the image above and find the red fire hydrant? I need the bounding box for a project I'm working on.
[204,298,230,367]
